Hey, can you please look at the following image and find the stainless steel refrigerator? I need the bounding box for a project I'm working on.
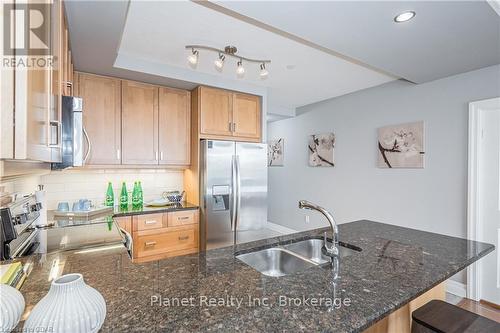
[201,140,268,249]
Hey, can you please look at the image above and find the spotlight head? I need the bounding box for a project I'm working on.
[187,49,199,65]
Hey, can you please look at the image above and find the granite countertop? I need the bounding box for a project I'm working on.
[112,201,199,217]
[14,220,494,332]
[46,202,199,227]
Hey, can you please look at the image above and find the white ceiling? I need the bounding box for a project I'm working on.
[118,1,395,109]
[216,1,500,83]
[66,1,498,113]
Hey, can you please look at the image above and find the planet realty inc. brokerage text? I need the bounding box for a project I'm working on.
[150,295,352,309]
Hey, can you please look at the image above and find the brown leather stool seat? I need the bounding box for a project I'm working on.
[411,300,500,333]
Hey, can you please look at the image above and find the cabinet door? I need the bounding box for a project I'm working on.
[158,87,191,165]
[122,80,159,165]
[232,93,261,140]
[199,87,232,136]
[77,73,121,165]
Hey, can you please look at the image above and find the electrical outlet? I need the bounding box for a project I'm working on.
[305,215,310,224]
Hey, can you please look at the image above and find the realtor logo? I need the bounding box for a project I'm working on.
[3,3,50,56]
[2,2,53,69]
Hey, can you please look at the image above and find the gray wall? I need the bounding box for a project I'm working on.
[268,65,500,239]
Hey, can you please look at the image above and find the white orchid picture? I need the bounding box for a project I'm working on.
[308,133,335,167]
[378,121,425,168]
[268,138,284,166]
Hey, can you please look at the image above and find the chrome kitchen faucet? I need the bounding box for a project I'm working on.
[298,200,339,258]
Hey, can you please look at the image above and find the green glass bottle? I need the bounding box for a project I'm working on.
[138,181,144,207]
[132,181,140,208]
[119,182,128,209]
[105,182,114,207]
[106,216,113,231]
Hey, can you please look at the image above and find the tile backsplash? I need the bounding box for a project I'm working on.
[41,169,184,210]
[0,175,42,196]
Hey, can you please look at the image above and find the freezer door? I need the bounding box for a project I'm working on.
[202,140,236,248]
[235,142,268,233]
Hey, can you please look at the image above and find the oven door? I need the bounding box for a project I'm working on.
[8,228,40,258]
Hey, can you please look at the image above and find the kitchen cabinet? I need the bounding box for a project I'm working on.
[61,10,74,97]
[195,86,261,142]
[1,0,72,164]
[75,73,121,165]
[116,209,199,263]
[232,93,261,139]
[199,87,233,137]
[74,73,191,168]
[158,87,191,165]
[121,80,159,165]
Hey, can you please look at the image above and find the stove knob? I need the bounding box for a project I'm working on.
[14,213,28,225]
[31,203,42,212]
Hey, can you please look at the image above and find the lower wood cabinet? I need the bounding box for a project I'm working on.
[135,226,198,259]
[363,282,445,333]
[116,209,199,263]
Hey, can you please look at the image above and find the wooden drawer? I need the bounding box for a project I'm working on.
[134,213,164,231]
[167,210,197,227]
[135,227,198,258]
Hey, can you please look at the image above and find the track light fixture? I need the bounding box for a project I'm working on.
[185,44,271,78]
[214,53,225,70]
[187,48,199,66]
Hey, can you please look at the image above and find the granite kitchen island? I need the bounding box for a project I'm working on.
[14,220,494,332]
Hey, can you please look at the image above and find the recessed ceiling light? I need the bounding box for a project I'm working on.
[394,11,416,23]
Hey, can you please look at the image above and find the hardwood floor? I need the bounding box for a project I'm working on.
[455,298,500,323]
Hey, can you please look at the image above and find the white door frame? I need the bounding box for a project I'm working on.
[467,97,500,301]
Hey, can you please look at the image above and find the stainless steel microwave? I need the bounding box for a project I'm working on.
[51,96,84,170]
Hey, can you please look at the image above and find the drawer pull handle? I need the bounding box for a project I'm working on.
[145,241,157,247]
[178,236,189,241]
[144,220,157,225]
[178,217,190,220]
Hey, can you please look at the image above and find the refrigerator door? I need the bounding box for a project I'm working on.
[202,140,236,248]
[235,142,268,235]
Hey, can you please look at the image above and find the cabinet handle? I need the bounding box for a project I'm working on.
[116,149,120,160]
[66,81,73,95]
[178,236,189,241]
[144,241,156,247]
[229,122,233,132]
[178,216,190,220]
[155,151,158,161]
[160,151,164,160]
[232,123,236,132]
[144,220,157,225]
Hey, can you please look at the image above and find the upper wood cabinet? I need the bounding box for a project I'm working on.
[195,86,261,142]
[73,73,191,168]
[199,87,233,137]
[232,93,261,139]
[121,80,159,165]
[76,73,121,165]
[158,87,191,165]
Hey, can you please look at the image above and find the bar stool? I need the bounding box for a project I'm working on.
[411,299,500,332]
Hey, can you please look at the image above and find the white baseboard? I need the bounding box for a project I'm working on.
[446,279,467,298]
[266,221,297,235]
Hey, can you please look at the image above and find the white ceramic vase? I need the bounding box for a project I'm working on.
[24,273,106,333]
[0,283,25,332]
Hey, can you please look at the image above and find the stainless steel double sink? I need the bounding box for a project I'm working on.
[236,238,361,277]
